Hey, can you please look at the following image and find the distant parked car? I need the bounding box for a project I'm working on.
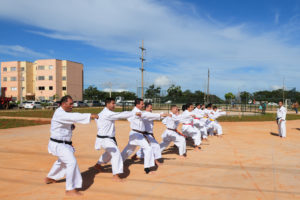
[24,101,42,109]
[18,101,28,109]
[73,101,87,107]
[85,100,101,107]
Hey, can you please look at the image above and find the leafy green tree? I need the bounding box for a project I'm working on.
[83,86,101,100]
[224,92,235,103]
[145,84,161,98]
[239,91,252,104]
[167,84,182,102]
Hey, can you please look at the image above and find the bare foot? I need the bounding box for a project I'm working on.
[194,146,201,151]
[145,171,156,175]
[65,190,83,196]
[113,174,125,182]
[94,163,102,171]
[44,177,56,184]
[155,160,163,166]
[178,155,187,159]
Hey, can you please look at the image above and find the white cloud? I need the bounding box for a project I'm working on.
[271,85,283,90]
[0,44,48,58]
[154,75,172,87]
[0,0,299,96]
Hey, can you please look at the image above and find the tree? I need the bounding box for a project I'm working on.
[167,84,182,102]
[111,91,137,100]
[83,85,137,101]
[83,86,101,100]
[145,84,161,98]
[239,91,252,104]
[224,92,235,103]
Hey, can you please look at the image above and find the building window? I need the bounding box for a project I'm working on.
[3,67,7,72]
[49,65,53,70]
[62,87,67,91]
[21,76,25,81]
[3,77,7,82]
[38,76,45,80]
[62,76,67,80]
[11,87,17,91]
[62,66,66,70]
[38,86,45,90]
[10,67,16,71]
[38,65,45,70]
[10,77,17,81]
[21,67,25,71]
[49,75,53,80]
[49,86,53,90]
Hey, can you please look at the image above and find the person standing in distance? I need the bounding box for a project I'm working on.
[276,100,287,138]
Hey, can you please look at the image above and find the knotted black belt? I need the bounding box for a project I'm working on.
[97,135,117,145]
[132,129,152,143]
[50,138,72,145]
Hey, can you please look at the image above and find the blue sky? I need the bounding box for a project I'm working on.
[0,0,300,98]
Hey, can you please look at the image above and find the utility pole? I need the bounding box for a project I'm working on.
[282,77,285,106]
[206,68,210,103]
[139,40,146,98]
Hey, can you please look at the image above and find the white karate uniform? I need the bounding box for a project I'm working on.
[181,110,201,146]
[136,111,162,160]
[160,112,186,156]
[94,107,133,175]
[208,110,226,135]
[277,106,287,138]
[121,107,159,169]
[205,109,215,136]
[193,108,208,139]
[47,107,91,191]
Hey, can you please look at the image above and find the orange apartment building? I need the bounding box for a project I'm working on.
[0,59,83,101]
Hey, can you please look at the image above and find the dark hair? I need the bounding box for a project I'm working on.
[182,104,187,111]
[213,106,217,109]
[170,105,177,109]
[206,103,212,108]
[134,98,143,106]
[144,102,152,109]
[186,103,193,108]
[60,95,72,104]
[105,98,115,106]
[195,103,201,107]
[279,100,283,103]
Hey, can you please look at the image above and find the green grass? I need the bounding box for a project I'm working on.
[0,107,122,118]
[218,113,300,122]
[1,108,300,122]
[0,119,50,129]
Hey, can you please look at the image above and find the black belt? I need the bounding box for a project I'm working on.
[132,129,150,144]
[50,138,72,145]
[167,128,177,132]
[145,132,155,139]
[97,135,117,145]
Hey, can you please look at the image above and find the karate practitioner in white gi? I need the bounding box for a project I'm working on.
[193,103,208,141]
[121,98,167,174]
[208,106,226,136]
[133,103,168,166]
[181,103,201,150]
[277,100,287,138]
[204,104,215,136]
[160,105,188,158]
[94,98,139,181]
[45,95,98,196]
